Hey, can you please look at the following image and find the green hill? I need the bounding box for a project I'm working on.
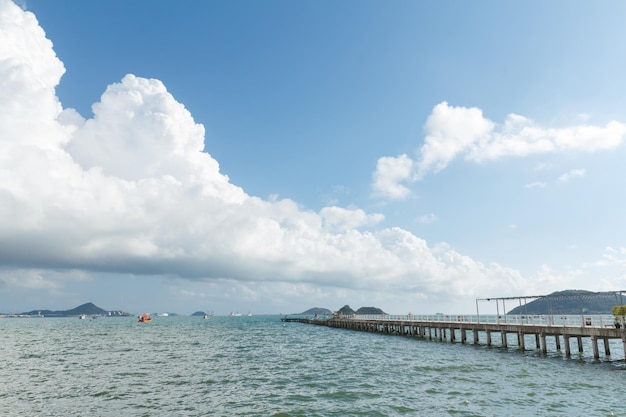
[355,306,386,315]
[337,305,356,315]
[507,290,621,315]
[20,302,130,317]
[335,305,387,315]
[299,307,333,315]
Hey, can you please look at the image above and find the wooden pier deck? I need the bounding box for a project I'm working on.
[282,314,626,360]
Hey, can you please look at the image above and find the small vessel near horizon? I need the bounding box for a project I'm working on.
[138,313,152,323]
[79,314,86,320]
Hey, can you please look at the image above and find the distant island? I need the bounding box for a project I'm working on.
[300,307,333,315]
[299,305,387,316]
[4,302,132,318]
[191,311,210,317]
[507,290,622,315]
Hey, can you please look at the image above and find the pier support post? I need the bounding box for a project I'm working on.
[486,330,492,346]
[518,332,525,350]
[473,330,479,344]
[461,329,467,344]
[555,335,561,351]
[603,338,611,356]
[540,333,547,354]
[501,331,507,348]
[535,334,540,349]
[577,337,584,353]
[591,336,599,359]
[564,335,571,358]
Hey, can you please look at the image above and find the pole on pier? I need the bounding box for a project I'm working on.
[476,299,480,324]
[496,300,500,324]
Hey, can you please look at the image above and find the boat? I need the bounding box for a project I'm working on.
[229,312,242,317]
[79,314,86,320]
[138,313,152,323]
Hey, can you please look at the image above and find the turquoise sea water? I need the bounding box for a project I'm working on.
[1,315,625,416]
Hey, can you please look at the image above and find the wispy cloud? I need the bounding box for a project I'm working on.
[558,168,586,183]
[524,181,547,189]
[372,102,625,199]
[418,213,438,224]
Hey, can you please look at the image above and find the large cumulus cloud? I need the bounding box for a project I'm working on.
[0,0,526,304]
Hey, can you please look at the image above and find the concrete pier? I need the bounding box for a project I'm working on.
[281,314,626,361]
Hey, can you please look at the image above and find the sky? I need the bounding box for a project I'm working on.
[1,0,626,316]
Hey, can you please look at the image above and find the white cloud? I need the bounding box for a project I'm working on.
[0,0,528,308]
[371,154,413,200]
[417,102,494,178]
[371,103,625,199]
[524,181,547,189]
[418,213,438,224]
[558,168,586,183]
[320,206,384,233]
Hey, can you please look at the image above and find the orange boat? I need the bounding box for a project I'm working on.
[138,313,152,323]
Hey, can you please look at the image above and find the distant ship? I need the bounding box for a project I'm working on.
[229,312,242,317]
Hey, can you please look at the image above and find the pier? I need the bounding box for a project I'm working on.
[282,291,626,360]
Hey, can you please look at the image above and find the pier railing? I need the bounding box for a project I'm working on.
[349,314,617,328]
[286,314,618,328]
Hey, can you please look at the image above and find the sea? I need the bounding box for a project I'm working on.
[1,315,625,417]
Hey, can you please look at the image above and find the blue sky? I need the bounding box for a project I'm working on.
[1,0,626,315]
